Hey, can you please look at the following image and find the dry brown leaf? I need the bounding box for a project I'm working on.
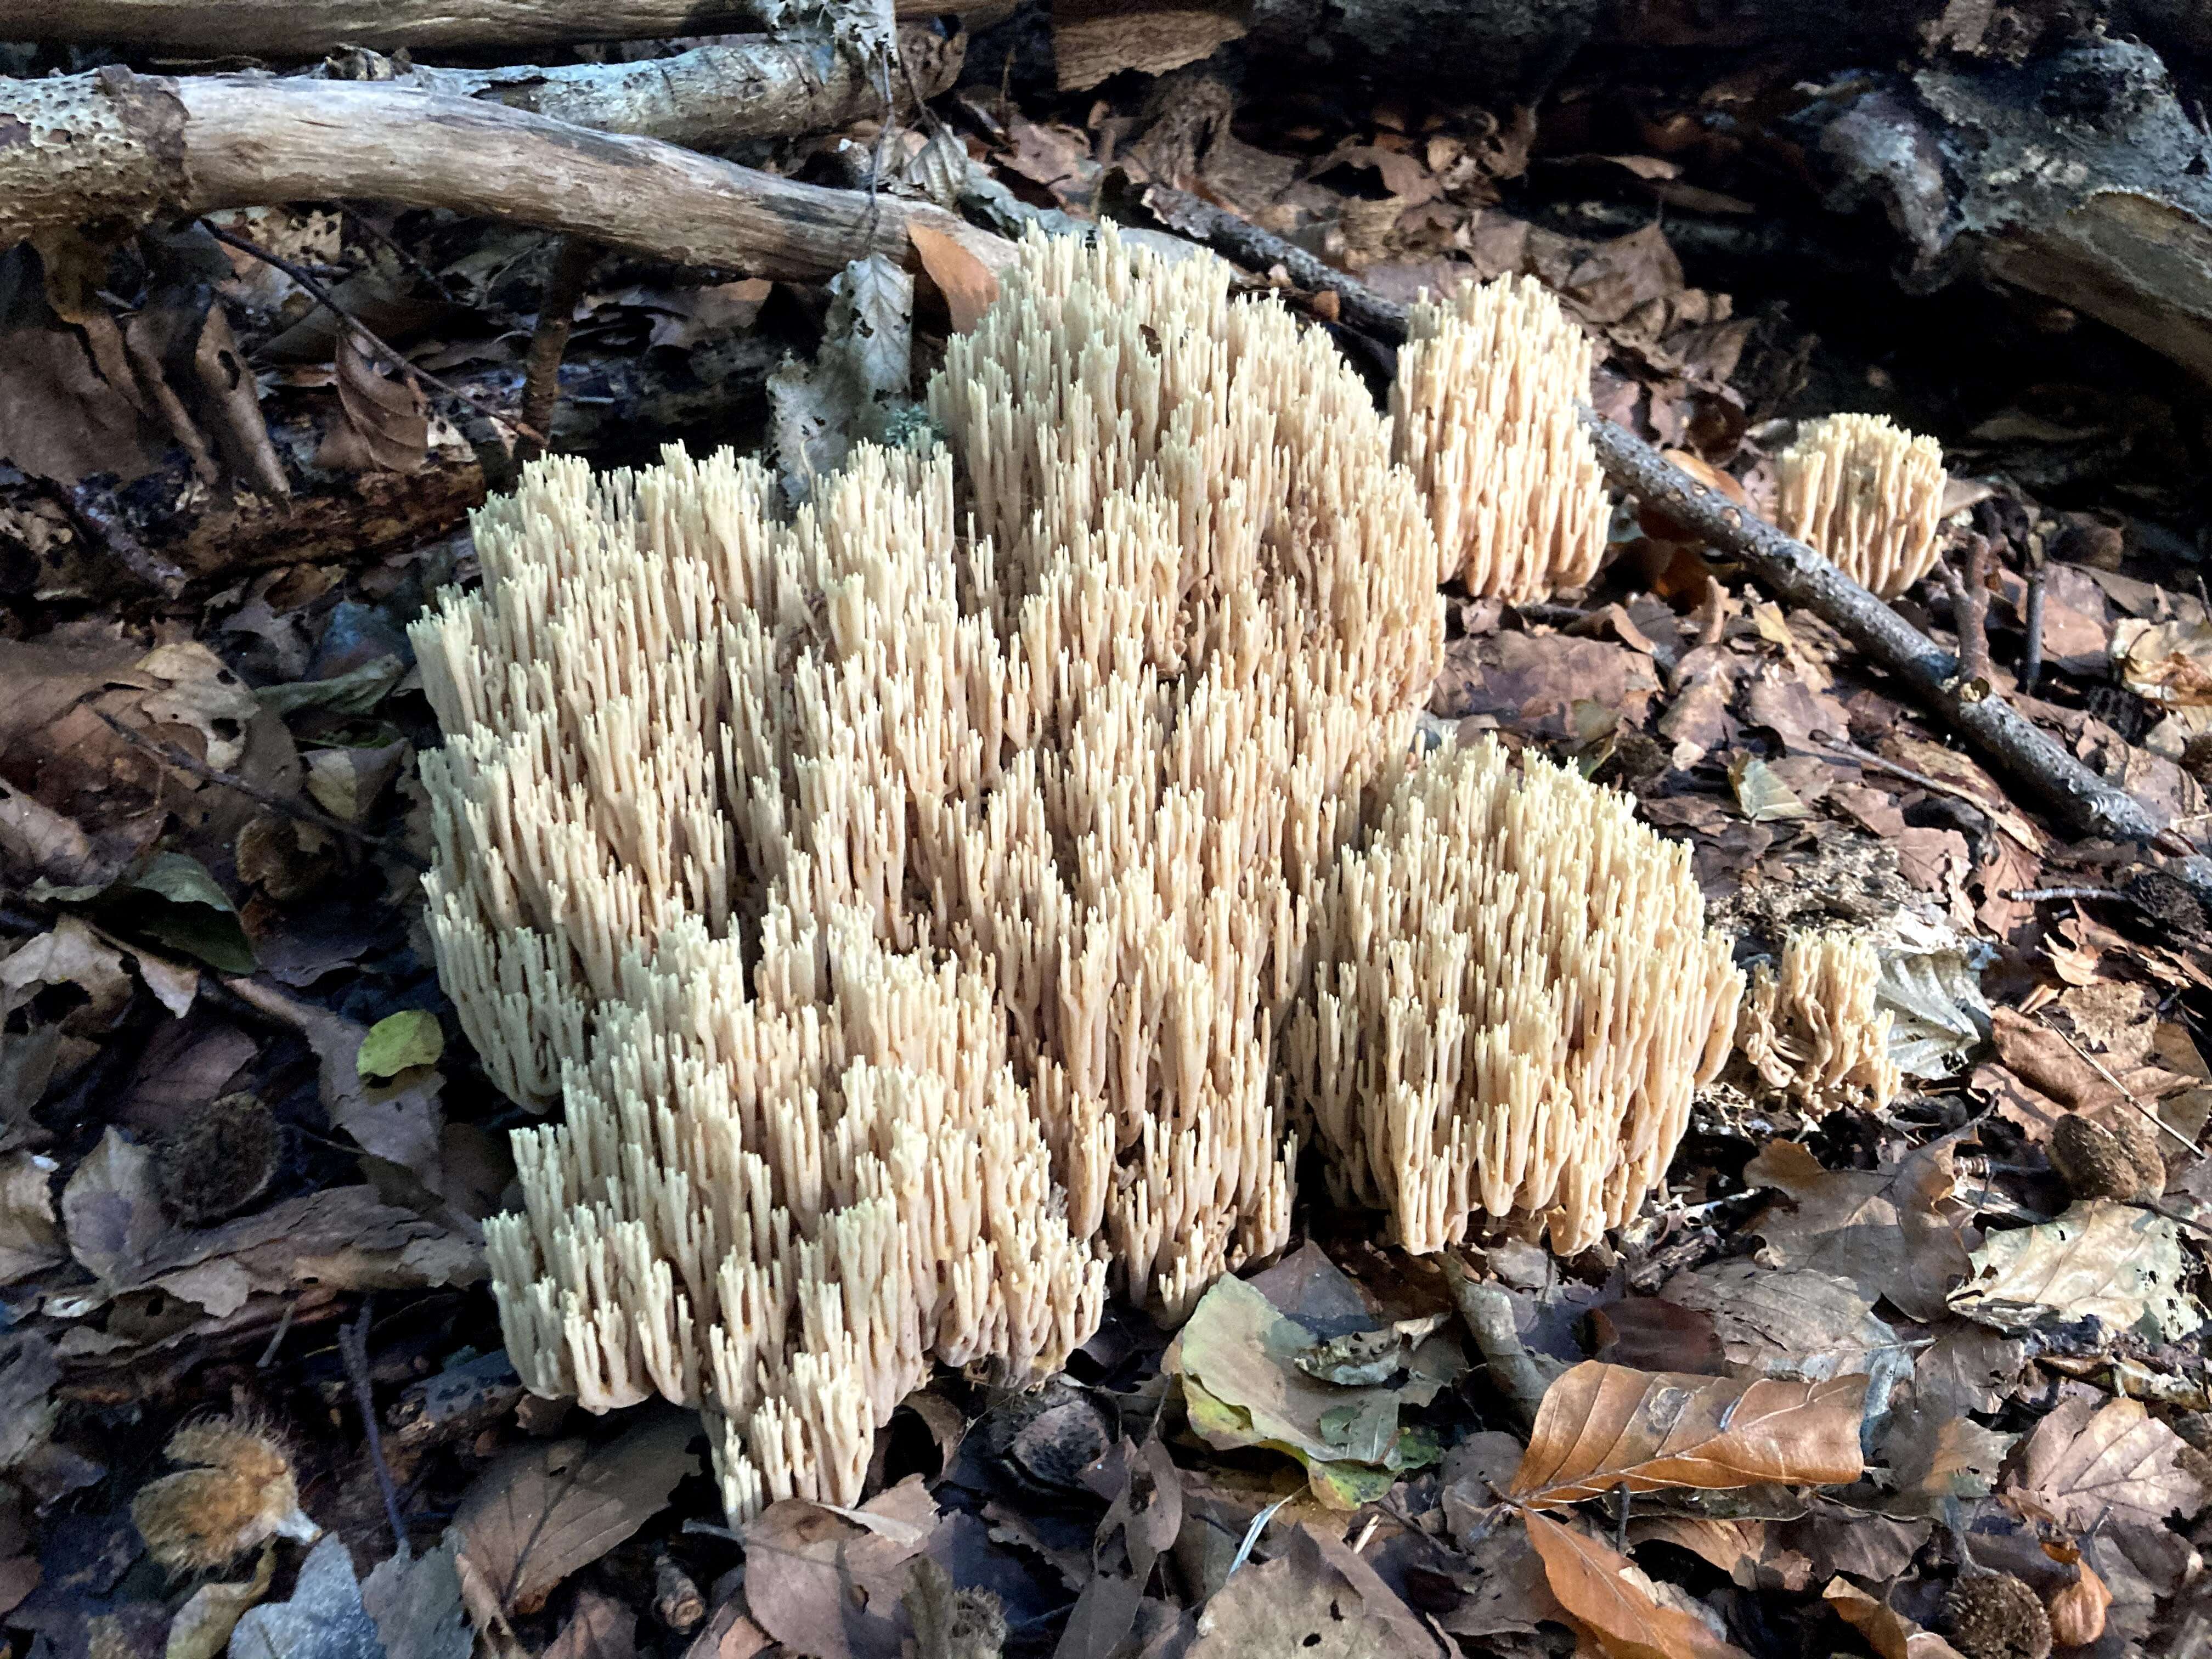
[1508,1362,1866,1509]
[1950,1200,2203,1341]
[2009,1396,2209,1542]
[1665,1263,1908,1409]
[742,1479,940,1659]
[1523,1510,1750,1659]
[454,1412,697,1628]
[543,1590,637,1659]
[1626,1519,1813,1593]
[0,1153,64,1287]
[1876,1413,2018,1515]
[1821,1577,1966,1659]
[2115,618,2212,707]
[909,224,1000,335]
[1744,1139,1974,1321]
[328,335,429,473]
[1187,1522,1440,1658]
[681,1603,774,1659]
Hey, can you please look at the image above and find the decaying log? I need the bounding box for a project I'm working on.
[1138,188,2212,905]
[337,22,963,149]
[0,69,1007,283]
[1801,35,2212,388]
[0,0,1001,57]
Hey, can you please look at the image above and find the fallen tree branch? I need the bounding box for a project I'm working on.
[1138,183,1411,343]
[1137,188,2212,902]
[0,0,998,56]
[330,22,963,149]
[1,69,1007,284]
[1576,412,2212,900]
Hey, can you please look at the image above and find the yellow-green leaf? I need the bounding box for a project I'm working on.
[357,1010,444,1080]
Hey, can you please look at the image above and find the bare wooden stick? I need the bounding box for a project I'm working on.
[0,0,992,56]
[1138,182,1412,343]
[92,706,425,867]
[2021,557,2050,693]
[1576,409,2212,898]
[343,23,964,149]
[1,70,1008,285]
[517,236,596,462]
[1942,532,1997,689]
[337,1297,411,1551]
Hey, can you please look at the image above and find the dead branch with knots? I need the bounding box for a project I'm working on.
[0,0,1003,56]
[0,69,1008,286]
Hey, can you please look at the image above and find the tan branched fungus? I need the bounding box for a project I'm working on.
[1282,738,1745,1255]
[1391,274,1611,602]
[1737,928,1899,1112]
[412,227,1449,1519]
[1775,413,1948,599]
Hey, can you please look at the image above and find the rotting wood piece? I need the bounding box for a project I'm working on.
[31,331,786,590]
[325,23,963,150]
[0,70,1007,285]
[0,0,1005,57]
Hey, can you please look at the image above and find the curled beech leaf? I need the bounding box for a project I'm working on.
[1508,1362,1866,1509]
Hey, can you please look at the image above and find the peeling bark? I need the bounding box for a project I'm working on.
[0,70,1007,284]
[1802,36,2212,387]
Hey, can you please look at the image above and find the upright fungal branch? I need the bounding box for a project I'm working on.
[411,228,1448,1519]
[1391,274,1612,602]
[1737,928,1900,1113]
[1283,738,1745,1255]
[1775,413,1948,600]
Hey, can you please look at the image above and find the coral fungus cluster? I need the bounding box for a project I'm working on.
[411,229,1742,1518]
[1776,413,1949,599]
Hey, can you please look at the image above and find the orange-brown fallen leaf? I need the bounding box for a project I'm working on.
[1508,1362,1866,1509]
[908,223,1000,336]
[1822,1576,1966,1659]
[1523,1509,1750,1659]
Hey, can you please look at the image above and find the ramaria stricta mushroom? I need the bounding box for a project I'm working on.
[1283,737,1744,1255]
[1391,273,1612,602]
[1737,928,1901,1113]
[411,231,1743,1519]
[1775,412,1949,600]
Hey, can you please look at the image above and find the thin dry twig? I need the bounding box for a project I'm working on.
[2021,555,2049,694]
[202,219,545,445]
[92,706,426,869]
[2037,1011,2201,1159]
[517,235,597,462]
[337,1296,410,1550]
[1942,532,1997,690]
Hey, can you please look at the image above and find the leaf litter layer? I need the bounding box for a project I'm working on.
[5,12,2212,1659]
